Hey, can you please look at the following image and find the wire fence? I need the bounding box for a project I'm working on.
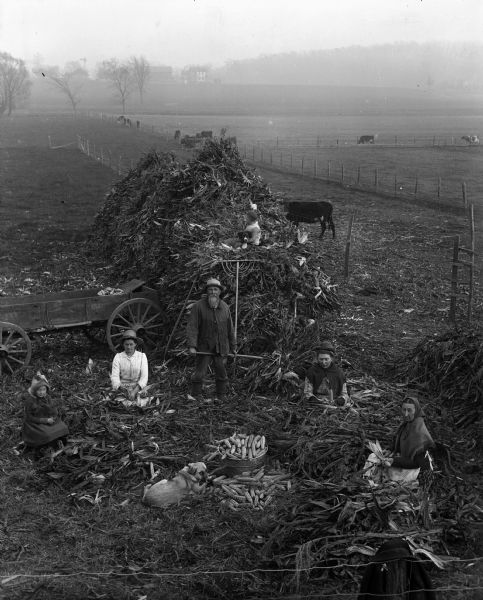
[242,143,472,212]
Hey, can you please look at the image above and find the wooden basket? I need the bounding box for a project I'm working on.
[221,447,268,476]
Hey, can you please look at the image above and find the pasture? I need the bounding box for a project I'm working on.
[0,114,481,600]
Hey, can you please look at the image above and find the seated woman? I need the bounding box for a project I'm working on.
[110,329,148,401]
[385,397,435,476]
[303,341,350,406]
[22,372,69,451]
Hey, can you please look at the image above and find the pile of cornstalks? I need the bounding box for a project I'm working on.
[90,140,340,391]
[398,328,483,427]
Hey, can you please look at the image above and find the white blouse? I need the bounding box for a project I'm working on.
[110,350,148,390]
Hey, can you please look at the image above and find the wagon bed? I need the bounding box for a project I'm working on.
[0,279,163,375]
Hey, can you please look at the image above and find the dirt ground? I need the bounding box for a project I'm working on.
[0,116,481,600]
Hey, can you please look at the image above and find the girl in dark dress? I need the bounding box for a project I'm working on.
[21,373,69,450]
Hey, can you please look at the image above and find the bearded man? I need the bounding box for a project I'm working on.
[186,278,236,402]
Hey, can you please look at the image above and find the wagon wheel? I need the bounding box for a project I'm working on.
[106,298,163,353]
[0,321,32,376]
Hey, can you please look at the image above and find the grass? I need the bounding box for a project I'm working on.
[0,114,481,600]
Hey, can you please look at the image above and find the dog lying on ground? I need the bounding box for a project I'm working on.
[142,462,208,508]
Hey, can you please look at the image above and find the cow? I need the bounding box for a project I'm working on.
[461,135,479,145]
[358,135,375,144]
[200,130,213,138]
[284,200,335,239]
[136,120,140,129]
[125,118,132,127]
[174,130,181,141]
[117,115,126,125]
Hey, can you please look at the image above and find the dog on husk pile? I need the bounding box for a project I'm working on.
[142,462,208,508]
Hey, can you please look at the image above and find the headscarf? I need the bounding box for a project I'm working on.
[393,397,435,462]
[28,372,50,396]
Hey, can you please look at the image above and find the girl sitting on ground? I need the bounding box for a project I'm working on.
[22,372,69,451]
[110,329,148,401]
[303,341,350,406]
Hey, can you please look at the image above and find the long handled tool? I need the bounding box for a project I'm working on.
[189,351,269,361]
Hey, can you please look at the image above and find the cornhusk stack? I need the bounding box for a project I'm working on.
[398,328,483,428]
[91,139,340,391]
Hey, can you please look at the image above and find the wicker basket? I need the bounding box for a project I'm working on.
[221,447,268,476]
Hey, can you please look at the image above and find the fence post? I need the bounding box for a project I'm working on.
[118,156,122,175]
[276,136,279,148]
[374,168,378,190]
[252,146,255,160]
[270,152,273,165]
[437,177,441,199]
[462,182,467,208]
[468,204,475,322]
[327,160,331,182]
[341,163,344,183]
[357,166,361,185]
[48,135,52,148]
[280,153,283,167]
[432,136,436,146]
[313,158,317,178]
[414,177,418,197]
[290,153,293,169]
[244,145,247,159]
[301,156,304,176]
[261,148,264,162]
[394,174,397,197]
[449,235,460,323]
[100,148,104,165]
[92,143,96,159]
[344,213,355,279]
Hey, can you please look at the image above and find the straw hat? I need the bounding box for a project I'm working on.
[205,278,223,292]
[121,329,140,343]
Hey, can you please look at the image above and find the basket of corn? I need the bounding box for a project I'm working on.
[204,433,267,476]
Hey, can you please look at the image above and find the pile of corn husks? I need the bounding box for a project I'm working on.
[91,139,340,391]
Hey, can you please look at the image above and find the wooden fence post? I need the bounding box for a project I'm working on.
[313,159,317,178]
[252,146,255,160]
[374,168,378,190]
[394,174,397,197]
[467,204,475,322]
[437,177,441,199]
[462,182,467,208]
[48,135,52,148]
[449,235,460,323]
[414,177,418,197]
[301,156,304,176]
[341,164,344,183]
[244,145,247,158]
[261,148,264,162]
[118,156,122,175]
[327,160,331,182]
[280,153,283,167]
[357,166,361,185]
[86,140,90,157]
[344,213,355,279]
[100,148,104,164]
[290,153,293,169]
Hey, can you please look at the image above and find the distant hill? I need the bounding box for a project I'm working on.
[212,42,483,90]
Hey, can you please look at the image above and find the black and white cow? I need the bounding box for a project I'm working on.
[284,200,335,238]
[358,135,375,144]
[461,135,479,145]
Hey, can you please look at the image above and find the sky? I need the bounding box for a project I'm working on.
[0,0,482,71]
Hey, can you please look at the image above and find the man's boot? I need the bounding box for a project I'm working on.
[215,380,228,403]
[190,381,204,401]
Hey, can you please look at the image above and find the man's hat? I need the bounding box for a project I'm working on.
[315,340,335,354]
[205,278,223,292]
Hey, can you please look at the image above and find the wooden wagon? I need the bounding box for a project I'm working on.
[0,279,163,375]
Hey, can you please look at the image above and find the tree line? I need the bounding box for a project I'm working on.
[0,53,151,117]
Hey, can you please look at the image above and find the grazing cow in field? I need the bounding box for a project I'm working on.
[201,130,213,138]
[284,200,335,238]
[174,130,181,140]
[117,115,126,125]
[358,135,375,144]
[125,118,132,127]
[461,135,479,145]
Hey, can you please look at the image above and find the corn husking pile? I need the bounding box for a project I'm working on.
[91,139,340,393]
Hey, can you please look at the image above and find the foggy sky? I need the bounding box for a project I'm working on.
[1,0,482,70]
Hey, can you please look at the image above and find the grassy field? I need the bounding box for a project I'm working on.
[0,114,481,600]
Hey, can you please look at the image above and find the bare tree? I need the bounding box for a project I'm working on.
[0,52,31,117]
[97,59,133,113]
[39,61,88,114]
[130,55,150,104]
